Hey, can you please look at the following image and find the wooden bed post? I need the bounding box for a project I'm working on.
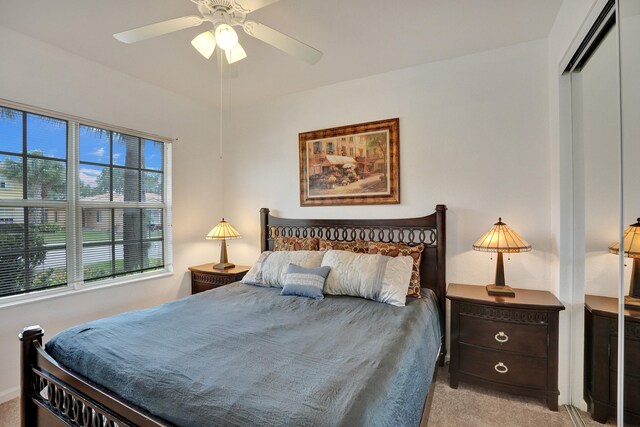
[435,204,447,366]
[260,208,270,252]
[19,325,44,427]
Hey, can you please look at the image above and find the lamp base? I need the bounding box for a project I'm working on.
[213,262,235,270]
[625,295,640,310]
[486,284,515,297]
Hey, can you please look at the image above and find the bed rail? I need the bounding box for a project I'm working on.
[19,325,168,427]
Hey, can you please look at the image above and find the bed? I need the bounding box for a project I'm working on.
[19,205,447,427]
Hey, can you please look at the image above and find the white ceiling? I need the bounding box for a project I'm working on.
[0,0,563,109]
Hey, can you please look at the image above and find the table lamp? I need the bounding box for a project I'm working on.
[608,217,640,309]
[206,218,241,270]
[473,217,531,297]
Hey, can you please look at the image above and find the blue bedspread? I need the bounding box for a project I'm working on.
[47,283,441,427]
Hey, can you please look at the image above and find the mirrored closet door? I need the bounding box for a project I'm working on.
[619,0,640,423]
[570,6,622,424]
[568,0,639,424]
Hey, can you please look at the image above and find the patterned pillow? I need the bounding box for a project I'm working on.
[321,250,413,306]
[318,239,368,253]
[367,242,424,298]
[273,236,319,251]
[280,263,331,300]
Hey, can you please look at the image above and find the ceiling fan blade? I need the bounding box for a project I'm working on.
[230,0,281,13]
[243,20,322,64]
[114,15,204,44]
[225,43,247,64]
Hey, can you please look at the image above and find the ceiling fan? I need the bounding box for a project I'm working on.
[113,0,323,68]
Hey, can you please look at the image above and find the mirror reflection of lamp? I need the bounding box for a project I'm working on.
[472,218,531,297]
[608,218,640,310]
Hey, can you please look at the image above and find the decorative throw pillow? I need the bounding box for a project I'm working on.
[241,251,273,286]
[321,250,413,307]
[242,250,324,288]
[280,263,331,300]
[367,242,424,298]
[318,239,368,253]
[273,236,320,251]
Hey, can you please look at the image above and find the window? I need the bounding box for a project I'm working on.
[0,103,171,301]
[79,125,165,282]
[326,142,335,155]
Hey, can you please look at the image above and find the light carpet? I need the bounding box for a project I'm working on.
[428,365,616,427]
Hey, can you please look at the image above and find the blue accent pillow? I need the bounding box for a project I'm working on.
[280,263,331,300]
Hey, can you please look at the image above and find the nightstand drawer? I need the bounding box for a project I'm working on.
[448,284,564,411]
[459,315,548,357]
[459,344,548,388]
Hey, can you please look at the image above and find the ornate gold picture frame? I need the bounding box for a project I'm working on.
[299,118,400,206]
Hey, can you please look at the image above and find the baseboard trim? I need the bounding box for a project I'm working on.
[565,404,586,427]
[0,387,19,405]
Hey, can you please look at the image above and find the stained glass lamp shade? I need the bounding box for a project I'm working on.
[206,218,241,270]
[608,218,640,309]
[473,218,531,297]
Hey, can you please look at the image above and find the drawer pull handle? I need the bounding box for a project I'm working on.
[494,362,508,374]
[495,332,509,343]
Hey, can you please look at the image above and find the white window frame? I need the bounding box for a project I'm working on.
[0,99,173,308]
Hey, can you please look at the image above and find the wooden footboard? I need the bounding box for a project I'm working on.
[19,325,167,427]
[20,324,440,427]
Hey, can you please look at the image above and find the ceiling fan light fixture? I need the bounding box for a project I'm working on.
[225,43,247,64]
[191,31,216,59]
[215,24,239,50]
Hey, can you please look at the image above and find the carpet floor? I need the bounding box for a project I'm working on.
[0,399,18,427]
[0,367,621,426]
[429,365,617,427]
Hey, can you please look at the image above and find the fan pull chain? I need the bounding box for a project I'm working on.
[219,49,223,160]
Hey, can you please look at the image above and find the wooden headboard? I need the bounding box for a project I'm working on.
[260,204,447,361]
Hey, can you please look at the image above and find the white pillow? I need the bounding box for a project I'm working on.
[241,250,325,288]
[241,251,272,286]
[321,250,413,306]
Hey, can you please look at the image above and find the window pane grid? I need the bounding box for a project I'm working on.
[1,102,169,300]
[81,208,164,283]
[0,207,67,297]
[79,125,164,204]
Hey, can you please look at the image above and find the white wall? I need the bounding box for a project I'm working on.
[621,9,640,288]
[225,39,551,291]
[223,37,554,390]
[0,25,223,403]
[572,27,620,297]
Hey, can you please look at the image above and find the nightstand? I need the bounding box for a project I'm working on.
[188,264,250,295]
[447,283,565,411]
[584,294,640,424]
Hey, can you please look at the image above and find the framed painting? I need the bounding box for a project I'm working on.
[299,118,400,206]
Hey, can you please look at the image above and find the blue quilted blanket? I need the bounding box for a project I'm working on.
[47,283,441,427]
